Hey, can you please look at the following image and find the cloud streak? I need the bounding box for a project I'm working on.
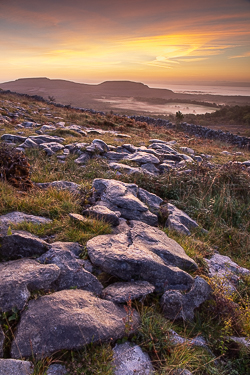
[0,0,250,83]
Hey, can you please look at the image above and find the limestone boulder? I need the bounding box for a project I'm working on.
[112,342,154,375]
[0,259,60,312]
[37,247,103,295]
[0,231,50,260]
[204,253,250,293]
[82,205,121,226]
[165,203,199,236]
[161,276,211,321]
[87,220,197,292]
[11,289,140,358]
[101,281,155,303]
[125,151,160,165]
[92,179,158,226]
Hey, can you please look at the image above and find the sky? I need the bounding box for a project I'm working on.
[0,0,250,86]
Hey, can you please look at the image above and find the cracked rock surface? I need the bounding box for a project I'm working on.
[92,178,158,226]
[87,220,197,292]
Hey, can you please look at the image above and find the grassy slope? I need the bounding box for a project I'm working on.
[0,92,250,374]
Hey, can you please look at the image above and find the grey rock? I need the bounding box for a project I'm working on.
[65,142,88,154]
[141,163,159,175]
[165,203,199,236]
[0,211,51,235]
[204,253,250,293]
[87,220,196,292]
[179,147,195,155]
[68,213,95,225]
[242,160,250,167]
[75,152,91,164]
[101,281,155,303]
[40,125,57,133]
[0,259,60,312]
[36,180,80,192]
[109,162,143,176]
[112,342,154,375]
[19,137,39,148]
[11,289,140,359]
[168,330,215,359]
[163,154,183,162]
[22,121,35,128]
[0,327,4,358]
[138,188,163,213]
[0,230,50,260]
[40,142,64,152]
[43,147,54,156]
[161,276,211,320]
[29,135,65,144]
[0,359,33,375]
[50,241,83,257]
[149,143,177,153]
[46,364,68,375]
[116,133,131,138]
[82,205,121,226]
[122,144,137,153]
[1,134,26,143]
[193,155,203,163]
[126,151,160,165]
[37,248,103,295]
[92,179,158,226]
[179,154,193,162]
[89,139,109,153]
[106,151,130,161]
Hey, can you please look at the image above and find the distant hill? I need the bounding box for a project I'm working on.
[1,77,249,110]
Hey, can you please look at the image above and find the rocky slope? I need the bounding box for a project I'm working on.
[0,92,249,375]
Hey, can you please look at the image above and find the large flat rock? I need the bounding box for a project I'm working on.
[87,220,197,292]
[11,290,140,359]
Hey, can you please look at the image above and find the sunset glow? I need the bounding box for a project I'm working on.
[1,0,250,84]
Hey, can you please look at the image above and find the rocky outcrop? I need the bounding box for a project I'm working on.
[11,289,140,359]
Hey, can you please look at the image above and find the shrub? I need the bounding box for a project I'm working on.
[0,142,33,190]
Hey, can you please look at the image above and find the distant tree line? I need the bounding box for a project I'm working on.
[184,105,250,126]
